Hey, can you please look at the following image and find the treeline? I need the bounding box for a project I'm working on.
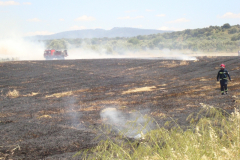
[44,23,240,53]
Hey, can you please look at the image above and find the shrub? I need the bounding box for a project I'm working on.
[228,28,238,34]
[127,38,140,45]
[221,23,231,29]
[231,34,240,41]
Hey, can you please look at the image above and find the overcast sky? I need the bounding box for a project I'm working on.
[0,0,240,37]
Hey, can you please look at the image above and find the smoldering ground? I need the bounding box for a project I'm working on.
[100,107,154,139]
[1,56,239,159]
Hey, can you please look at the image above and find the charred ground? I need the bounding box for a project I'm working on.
[0,56,240,159]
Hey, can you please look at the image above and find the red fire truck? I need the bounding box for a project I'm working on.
[44,49,68,60]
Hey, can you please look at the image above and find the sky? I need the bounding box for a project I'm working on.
[0,0,240,38]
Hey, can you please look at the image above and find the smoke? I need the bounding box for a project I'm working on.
[0,37,45,61]
[0,36,197,61]
[64,97,84,130]
[100,107,154,139]
[65,47,197,61]
[160,48,197,60]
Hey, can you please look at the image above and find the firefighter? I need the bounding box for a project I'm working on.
[217,64,231,95]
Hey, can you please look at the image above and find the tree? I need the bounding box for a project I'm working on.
[231,34,240,41]
[148,42,154,49]
[184,29,191,35]
[152,37,163,46]
[91,38,98,45]
[136,35,146,40]
[105,46,113,54]
[127,38,140,45]
[47,39,68,50]
[228,28,237,34]
[221,23,231,29]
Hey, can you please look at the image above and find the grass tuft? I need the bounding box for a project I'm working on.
[6,89,20,98]
[75,105,240,159]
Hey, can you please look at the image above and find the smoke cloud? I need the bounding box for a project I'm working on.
[65,48,197,61]
[100,107,154,139]
[0,36,197,61]
[65,97,84,129]
[0,38,45,60]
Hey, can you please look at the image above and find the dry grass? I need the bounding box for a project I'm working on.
[38,115,52,119]
[235,100,240,104]
[231,67,240,71]
[54,64,75,69]
[46,91,73,98]
[0,112,16,118]
[77,106,240,160]
[150,112,167,118]
[159,60,190,68]
[101,108,116,113]
[23,92,39,97]
[199,78,210,81]
[6,89,19,98]
[127,66,142,71]
[122,86,156,94]
[80,106,98,112]
[45,89,88,98]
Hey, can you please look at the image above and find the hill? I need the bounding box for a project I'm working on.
[30,27,172,40]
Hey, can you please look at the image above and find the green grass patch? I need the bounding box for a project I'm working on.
[75,105,240,159]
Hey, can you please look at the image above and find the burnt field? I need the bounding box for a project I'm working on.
[0,56,240,159]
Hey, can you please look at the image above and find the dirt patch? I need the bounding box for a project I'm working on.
[45,89,88,98]
[122,86,156,94]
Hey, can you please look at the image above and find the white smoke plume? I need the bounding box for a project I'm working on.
[100,108,154,139]
[64,97,84,130]
[0,38,45,61]
[65,47,197,61]
[0,36,197,61]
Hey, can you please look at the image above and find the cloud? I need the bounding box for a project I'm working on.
[146,9,154,12]
[27,18,41,22]
[75,15,96,21]
[167,18,190,23]
[0,1,20,6]
[125,10,137,13]
[158,26,183,31]
[156,14,166,17]
[118,16,144,20]
[23,2,31,5]
[219,12,240,19]
[69,25,86,30]
[25,31,54,36]
[59,18,64,21]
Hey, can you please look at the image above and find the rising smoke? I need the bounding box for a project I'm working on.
[64,97,84,130]
[100,107,154,139]
[66,48,197,61]
[0,38,45,61]
[0,36,197,61]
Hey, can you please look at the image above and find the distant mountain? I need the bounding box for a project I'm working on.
[29,27,173,40]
